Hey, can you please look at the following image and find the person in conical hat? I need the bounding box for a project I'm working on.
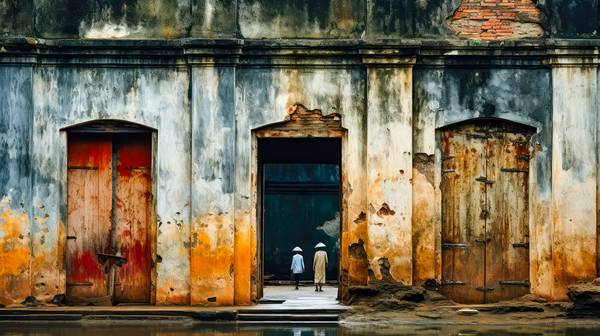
[290,246,305,290]
[313,242,328,292]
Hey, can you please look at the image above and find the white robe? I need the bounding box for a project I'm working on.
[290,254,305,274]
[313,250,328,284]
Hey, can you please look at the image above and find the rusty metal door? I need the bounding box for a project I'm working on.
[66,132,152,304]
[113,134,152,303]
[440,121,532,303]
[66,134,113,302]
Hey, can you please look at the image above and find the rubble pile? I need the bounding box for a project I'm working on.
[567,278,600,316]
[347,282,440,310]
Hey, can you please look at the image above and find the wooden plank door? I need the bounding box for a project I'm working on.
[113,134,152,303]
[440,125,487,304]
[485,127,531,302]
[66,134,113,302]
[440,122,531,303]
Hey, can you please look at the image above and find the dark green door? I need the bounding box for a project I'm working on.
[263,163,340,283]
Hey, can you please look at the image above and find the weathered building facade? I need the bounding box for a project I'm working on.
[1,0,600,306]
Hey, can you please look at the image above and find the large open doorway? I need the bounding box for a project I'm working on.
[438,118,534,303]
[258,138,341,303]
[253,104,346,304]
[65,121,155,305]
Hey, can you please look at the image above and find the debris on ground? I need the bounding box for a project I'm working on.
[457,308,479,316]
[346,282,445,311]
[50,294,66,306]
[567,278,600,316]
[21,296,41,307]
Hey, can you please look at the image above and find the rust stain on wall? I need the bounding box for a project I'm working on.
[190,212,234,305]
[0,196,30,305]
[412,153,436,285]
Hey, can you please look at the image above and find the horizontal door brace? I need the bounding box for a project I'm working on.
[499,280,530,286]
[476,286,495,292]
[442,280,465,286]
[442,242,468,249]
[501,168,529,173]
[67,166,98,170]
[67,282,93,287]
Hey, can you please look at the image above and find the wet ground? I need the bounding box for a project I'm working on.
[2,285,600,335]
[1,323,600,336]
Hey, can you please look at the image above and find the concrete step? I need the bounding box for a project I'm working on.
[238,313,339,321]
[238,308,345,315]
[82,315,194,321]
[0,314,82,321]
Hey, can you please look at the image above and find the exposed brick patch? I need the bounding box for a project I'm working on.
[449,0,544,40]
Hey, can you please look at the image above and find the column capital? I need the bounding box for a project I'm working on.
[545,48,600,67]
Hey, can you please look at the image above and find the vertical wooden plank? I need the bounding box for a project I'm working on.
[440,125,486,303]
[114,134,152,303]
[66,134,112,302]
[486,128,530,302]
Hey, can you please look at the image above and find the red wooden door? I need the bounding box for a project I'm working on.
[66,132,152,304]
[66,134,113,302]
[114,134,152,303]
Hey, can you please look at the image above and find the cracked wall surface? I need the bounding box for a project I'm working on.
[2,0,599,39]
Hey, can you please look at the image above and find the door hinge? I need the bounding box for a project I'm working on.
[475,176,495,185]
[442,169,456,174]
[442,280,465,286]
[476,286,495,292]
[442,242,468,249]
[517,155,531,162]
[474,237,491,244]
[499,280,530,286]
[66,235,77,240]
[512,242,529,248]
[501,168,529,173]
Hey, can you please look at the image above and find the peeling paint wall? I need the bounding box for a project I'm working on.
[191,65,236,305]
[366,65,413,284]
[31,67,191,304]
[0,0,32,36]
[2,1,599,39]
[0,65,32,305]
[238,0,365,38]
[34,0,192,39]
[551,65,598,299]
